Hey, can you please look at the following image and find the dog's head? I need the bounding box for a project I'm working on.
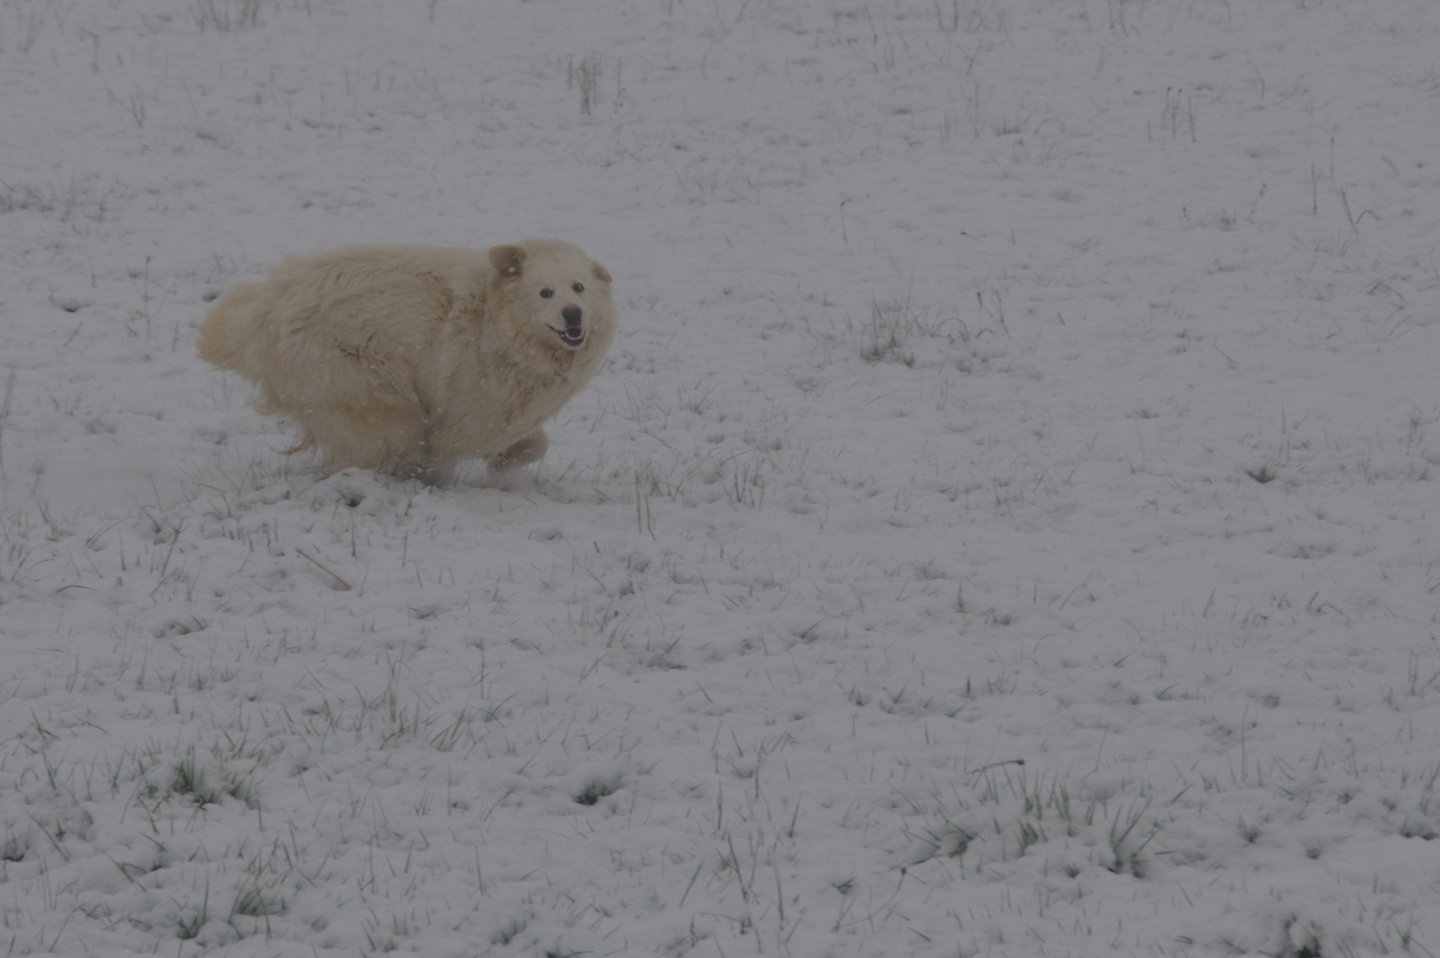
[488,241,614,360]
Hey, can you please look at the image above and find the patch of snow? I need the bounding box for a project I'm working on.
[1,0,1438,955]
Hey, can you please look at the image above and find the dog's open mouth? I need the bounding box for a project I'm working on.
[552,326,587,348]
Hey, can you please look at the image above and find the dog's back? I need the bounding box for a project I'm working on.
[199,245,474,376]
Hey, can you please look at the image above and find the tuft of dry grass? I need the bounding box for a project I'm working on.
[192,0,263,32]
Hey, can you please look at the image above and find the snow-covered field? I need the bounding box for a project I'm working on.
[2,0,1439,954]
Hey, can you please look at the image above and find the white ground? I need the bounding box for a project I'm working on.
[2,0,1438,955]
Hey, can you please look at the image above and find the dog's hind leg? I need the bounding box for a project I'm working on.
[487,428,548,472]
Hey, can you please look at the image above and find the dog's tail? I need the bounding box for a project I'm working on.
[196,282,264,376]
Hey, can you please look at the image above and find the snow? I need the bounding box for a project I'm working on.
[2,0,1438,955]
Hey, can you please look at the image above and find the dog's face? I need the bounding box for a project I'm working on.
[489,242,614,357]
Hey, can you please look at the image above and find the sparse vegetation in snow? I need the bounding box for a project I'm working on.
[1,0,1438,956]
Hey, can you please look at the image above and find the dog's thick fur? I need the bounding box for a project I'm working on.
[197,241,615,482]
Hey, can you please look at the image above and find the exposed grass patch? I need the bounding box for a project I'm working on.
[192,0,263,31]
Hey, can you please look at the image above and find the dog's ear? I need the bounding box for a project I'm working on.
[489,245,526,278]
[590,260,612,284]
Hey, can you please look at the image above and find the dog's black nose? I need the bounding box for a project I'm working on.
[562,305,582,326]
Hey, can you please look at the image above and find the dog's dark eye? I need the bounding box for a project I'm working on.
[539,288,554,298]
[572,282,584,294]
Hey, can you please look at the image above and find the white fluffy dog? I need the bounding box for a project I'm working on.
[198,241,616,482]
